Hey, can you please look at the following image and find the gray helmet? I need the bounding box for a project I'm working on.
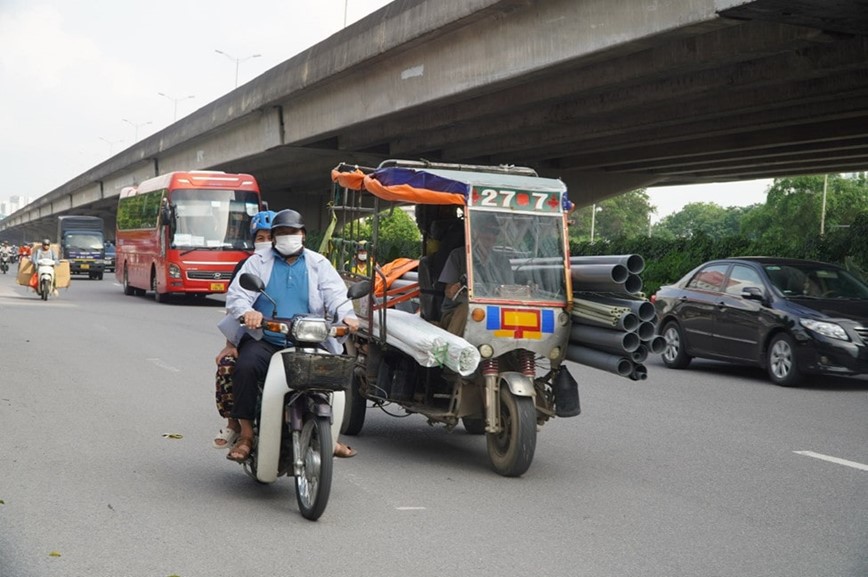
[271,209,305,231]
[42,238,51,246]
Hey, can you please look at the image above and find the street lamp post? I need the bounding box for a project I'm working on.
[158,92,195,121]
[98,136,124,155]
[214,49,261,88]
[122,118,152,142]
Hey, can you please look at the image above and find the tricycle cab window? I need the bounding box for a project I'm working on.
[467,209,567,303]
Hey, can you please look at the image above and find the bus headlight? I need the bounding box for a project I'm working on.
[168,264,181,278]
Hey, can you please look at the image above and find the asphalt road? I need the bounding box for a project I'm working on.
[0,272,866,577]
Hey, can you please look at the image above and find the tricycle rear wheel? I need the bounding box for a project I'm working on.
[486,387,536,477]
[341,371,366,436]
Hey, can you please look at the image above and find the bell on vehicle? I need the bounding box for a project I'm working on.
[554,366,580,417]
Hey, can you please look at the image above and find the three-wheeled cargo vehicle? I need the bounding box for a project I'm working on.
[331,160,581,476]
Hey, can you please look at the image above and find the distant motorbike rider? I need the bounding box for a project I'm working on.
[222,209,360,462]
[0,241,12,272]
[33,238,59,265]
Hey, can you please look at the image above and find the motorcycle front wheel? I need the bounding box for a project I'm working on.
[40,278,50,301]
[295,414,333,521]
[486,386,537,477]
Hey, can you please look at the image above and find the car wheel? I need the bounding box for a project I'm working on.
[767,333,802,387]
[661,321,692,369]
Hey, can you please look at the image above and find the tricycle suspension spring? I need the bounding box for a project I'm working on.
[518,349,535,377]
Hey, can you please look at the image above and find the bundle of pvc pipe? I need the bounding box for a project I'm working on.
[360,308,480,376]
[565,254,656,380]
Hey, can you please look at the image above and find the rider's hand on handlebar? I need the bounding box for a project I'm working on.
[343,317,360,333]
[241,310,263,330]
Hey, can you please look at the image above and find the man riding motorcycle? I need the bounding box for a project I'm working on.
[0,241,13,273]
[222,209,361,463]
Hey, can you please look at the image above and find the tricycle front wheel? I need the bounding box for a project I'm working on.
[486,387,536,477]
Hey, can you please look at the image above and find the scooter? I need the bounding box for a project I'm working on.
[0,253,8,274]
[36,258,56,301]
[233,273,370,520]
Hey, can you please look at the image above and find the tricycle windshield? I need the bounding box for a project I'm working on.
[468,209,568,303]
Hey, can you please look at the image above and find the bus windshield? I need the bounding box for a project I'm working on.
[469,210,567,303]
[170,189,260,249]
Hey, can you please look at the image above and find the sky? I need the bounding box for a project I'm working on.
[0,0,771,222]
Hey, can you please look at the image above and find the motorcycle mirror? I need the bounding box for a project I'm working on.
[239,273,266,292]
[347,279,372,300]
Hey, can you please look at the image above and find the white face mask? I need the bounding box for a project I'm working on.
[254,241,272,252]
[358,252,368,262]
[274,234,303,256]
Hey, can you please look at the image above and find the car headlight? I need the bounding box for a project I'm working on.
[291,317,329,343]
[800,318,849,341]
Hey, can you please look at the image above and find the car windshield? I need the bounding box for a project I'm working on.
[764,263,868,299]
[65,233,103,251]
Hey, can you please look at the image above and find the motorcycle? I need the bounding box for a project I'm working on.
[36,258,57,301]
[0,253,8,274]
[232,273,370,520]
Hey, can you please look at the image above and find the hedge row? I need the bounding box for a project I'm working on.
[569,212,868,296]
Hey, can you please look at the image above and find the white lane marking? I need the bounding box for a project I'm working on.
[146,358,180,373]
[396,507,426,510]
[794,451,868,472]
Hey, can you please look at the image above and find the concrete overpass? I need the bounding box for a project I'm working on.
[2,0,867,241]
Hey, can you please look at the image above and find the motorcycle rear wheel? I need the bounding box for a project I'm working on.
[295,415,333,521]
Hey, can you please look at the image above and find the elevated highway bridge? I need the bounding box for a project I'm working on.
[2,0,867,241]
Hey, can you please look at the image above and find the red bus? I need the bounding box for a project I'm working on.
[115,171,262,302]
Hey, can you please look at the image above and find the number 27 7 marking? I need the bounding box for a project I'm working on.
[478,189,549,209]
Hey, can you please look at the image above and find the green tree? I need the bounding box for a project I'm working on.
[570,189,654,241]
[741,173,868,244]
[654,202,761,238]
[343,206,421,262]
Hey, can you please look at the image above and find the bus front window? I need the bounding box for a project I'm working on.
[170,189,259,249]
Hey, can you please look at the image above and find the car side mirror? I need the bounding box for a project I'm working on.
[742,286,765,301]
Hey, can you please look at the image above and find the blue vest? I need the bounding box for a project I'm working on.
[254,253,310,346]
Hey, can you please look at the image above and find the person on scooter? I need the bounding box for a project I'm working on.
[33,238,58,265]
[0,241,13,271]
[223,208,360,463]
[212,210,275,449]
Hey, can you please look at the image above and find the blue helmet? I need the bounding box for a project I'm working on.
[250,210,276,237]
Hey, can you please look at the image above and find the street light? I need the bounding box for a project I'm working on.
[122,118,152,142]
[157,92,195,121]
[98,136,124,155]
[214,49,261,88]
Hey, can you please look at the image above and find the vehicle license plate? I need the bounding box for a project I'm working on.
[210,282,225,291]
[81,264,90,270]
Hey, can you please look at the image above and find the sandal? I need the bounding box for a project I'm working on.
[334,442,357,458]
[226,437,254,462]
[212,427,239,449]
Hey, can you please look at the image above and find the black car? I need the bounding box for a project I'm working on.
[104,242,116,273]
[653,257,868,386]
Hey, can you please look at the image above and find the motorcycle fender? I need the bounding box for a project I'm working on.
[309,393,333,419]
[256,353,291,484]
[499,371,535,397]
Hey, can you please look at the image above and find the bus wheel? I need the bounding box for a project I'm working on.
[151,273,167,303]
[123,267,135,296]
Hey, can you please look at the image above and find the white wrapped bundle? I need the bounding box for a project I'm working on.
[362,309,480,376]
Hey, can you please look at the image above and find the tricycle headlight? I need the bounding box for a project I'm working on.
[800,318,849,341]
[291,318,329,343]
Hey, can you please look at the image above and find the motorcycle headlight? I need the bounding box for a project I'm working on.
[800,318,849,341]
[291,317,329,343]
